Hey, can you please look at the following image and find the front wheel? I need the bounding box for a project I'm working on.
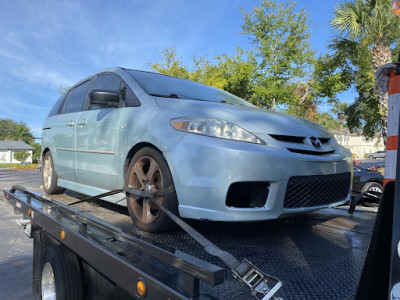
[42,152,65,194]
[125,147,178,232]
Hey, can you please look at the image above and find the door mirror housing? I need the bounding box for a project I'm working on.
[89,89,119,108]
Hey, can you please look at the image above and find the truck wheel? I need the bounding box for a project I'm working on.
[125,147,178,232]
[40,246,83,300]
[42,152,65,194]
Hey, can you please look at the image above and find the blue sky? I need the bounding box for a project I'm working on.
[0,0,353,139]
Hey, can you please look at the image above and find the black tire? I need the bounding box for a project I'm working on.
[42,151,65,194]
[125,147,178,232]
[39,246,83,300]
[83,263,133,300]
[361,182,383,207]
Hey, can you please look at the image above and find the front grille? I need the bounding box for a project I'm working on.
[284,173,351,209]
[288,149,336,156]
[270,134,331,144]
[270,134,305,143]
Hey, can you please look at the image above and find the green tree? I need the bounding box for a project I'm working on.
[13,151,30,164]
[0,119,34,144]
[148,47,190,79]
[241,0,314,109]
[330,0,400,142]
[190,47,257,100]
[58,87,69,94]
[31,142,42,163]
[315,113,341,130]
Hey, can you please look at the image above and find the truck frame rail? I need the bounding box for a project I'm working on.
[4,185,226,299]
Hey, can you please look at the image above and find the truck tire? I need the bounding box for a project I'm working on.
[125,147,178,232]
[40,245,83,300]
[42,151,65,194]
[84,263,133,300]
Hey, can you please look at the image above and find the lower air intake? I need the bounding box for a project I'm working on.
[284,172,351,208]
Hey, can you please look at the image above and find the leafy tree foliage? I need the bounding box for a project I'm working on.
[241,0,314,109]
[148,47,190,79]
[329,0,400,141]
[13,151,30,163]
[0,119,34,144]
[31,142,42,163]
[147,0,352,125]
[315,113,341,130]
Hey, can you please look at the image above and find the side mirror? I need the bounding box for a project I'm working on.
[89,89,119,108]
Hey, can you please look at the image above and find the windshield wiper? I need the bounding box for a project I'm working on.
[149,93,182,99]
[150,93,244,105]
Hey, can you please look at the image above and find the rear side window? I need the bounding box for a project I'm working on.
[64,80,91,114]
[47,94,66,117]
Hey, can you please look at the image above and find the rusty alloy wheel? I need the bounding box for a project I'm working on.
[128,156,164,224]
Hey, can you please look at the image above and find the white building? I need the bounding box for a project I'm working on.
[0,141,34,164]
[330,130,384,158]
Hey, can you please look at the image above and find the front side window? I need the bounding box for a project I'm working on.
[119,81,140,107]
[64,80,91,114]
[90,73,140,109]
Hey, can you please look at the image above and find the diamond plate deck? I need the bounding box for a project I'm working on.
[44,190,375,300]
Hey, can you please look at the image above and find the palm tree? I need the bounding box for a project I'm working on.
[331,0,400,144]
[9,125,34,144]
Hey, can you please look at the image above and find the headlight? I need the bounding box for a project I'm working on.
[170,117,265,145]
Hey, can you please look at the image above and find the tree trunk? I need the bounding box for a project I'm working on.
[371,41,392,146]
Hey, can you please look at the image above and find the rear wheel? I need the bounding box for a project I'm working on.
[125,147,178,232]
[42,152,65,194]
[40,246,83,300]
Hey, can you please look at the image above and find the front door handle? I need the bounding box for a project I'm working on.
[66,121,75,127]
[77,120,87,126]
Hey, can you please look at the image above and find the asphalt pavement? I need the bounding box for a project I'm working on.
[0,169,42,300]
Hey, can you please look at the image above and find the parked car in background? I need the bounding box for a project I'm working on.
[368,150,386,159]
[352,165,383,205]
[41,67,353,232]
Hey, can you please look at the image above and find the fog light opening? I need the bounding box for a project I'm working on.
[226,182,269,208]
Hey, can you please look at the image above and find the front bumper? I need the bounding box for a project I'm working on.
[165,134,352,221]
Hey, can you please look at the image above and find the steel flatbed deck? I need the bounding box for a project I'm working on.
[3,184,377,300]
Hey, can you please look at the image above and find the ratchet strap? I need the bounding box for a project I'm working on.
[68,189,125,206]
[66,185,282,299]
[348,190,382,215]
[124,186,282,300]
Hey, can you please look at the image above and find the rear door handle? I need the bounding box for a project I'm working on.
[77,120,87,126]
[66,121,75,127]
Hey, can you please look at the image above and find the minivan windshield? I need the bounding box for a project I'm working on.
[127,70,253,107]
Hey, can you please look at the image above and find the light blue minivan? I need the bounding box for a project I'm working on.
[42,67,353,232]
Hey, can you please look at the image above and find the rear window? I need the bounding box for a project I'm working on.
[47,94,66,117]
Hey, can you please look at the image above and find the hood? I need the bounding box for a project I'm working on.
[155,98,332,138]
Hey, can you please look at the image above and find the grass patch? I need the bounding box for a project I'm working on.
[0,163,38,169]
